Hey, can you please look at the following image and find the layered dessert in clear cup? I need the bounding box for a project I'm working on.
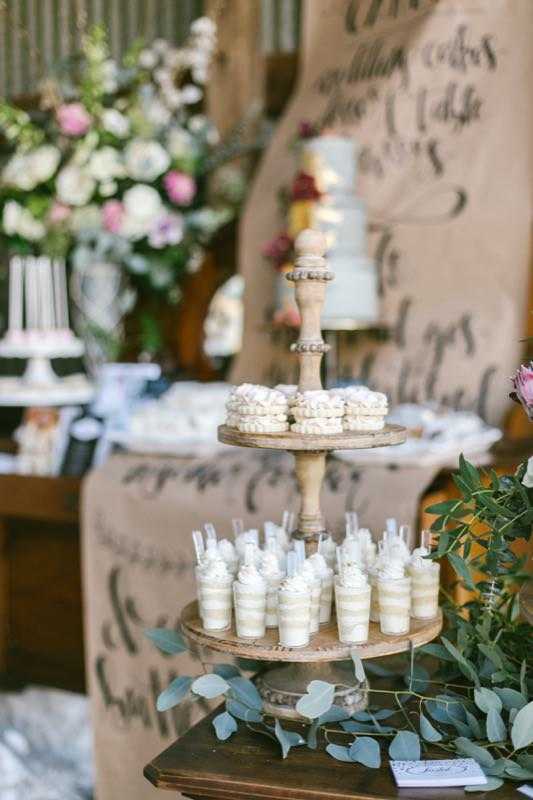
[277,573,311,648]
[260,545,284,628]
[334,563,371,644]
[377,560,411,635]
[233,545,267,638]
[407,547,440,619]
[308,552,334,624]
[197,558,233,631]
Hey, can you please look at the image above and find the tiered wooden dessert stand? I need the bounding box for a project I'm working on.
[181,229,442,720]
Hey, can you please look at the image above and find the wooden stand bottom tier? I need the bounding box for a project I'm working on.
[181,601,442,721]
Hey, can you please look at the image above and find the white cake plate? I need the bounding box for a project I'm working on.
[0,375,94,406]
[0,337,85,359]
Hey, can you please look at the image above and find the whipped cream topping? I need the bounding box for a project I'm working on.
[299,560,321,586]
[228,383,288,407]
[274,384,297,397]
[308,552,333,579]
[320,534,337,558]
[378,559,406,581]
[339,563,368,589]
[202,558,232,582]
[412,545,430,558]
[386,537,411,564]
[290,390,344,410]
[291,418,343,433]
[237,561,266,588]
[343,387,388,409]
[409,548,438,572]
[260,550,283,579]
[280,573,310,594]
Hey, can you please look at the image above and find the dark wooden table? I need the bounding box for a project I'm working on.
[145,707,514,800]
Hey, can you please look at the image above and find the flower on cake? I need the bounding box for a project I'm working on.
[511,363,533,421]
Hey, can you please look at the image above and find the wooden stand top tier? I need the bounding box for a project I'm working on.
[218,229,406,546]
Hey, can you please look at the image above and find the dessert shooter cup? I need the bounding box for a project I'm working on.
[378,576,411,635]
[197,572,232,631]
[319,572,334,624]
[309,577,322,634]
[408,562,440,619]
[233,581,267,638]
[369,572,380,623]
[334,580,371,644]
[278,589,311,648]
[264,575,282,628]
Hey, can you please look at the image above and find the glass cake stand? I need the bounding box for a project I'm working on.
[181,230,442,720]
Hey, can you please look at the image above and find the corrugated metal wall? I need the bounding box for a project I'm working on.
[0,0,301,98]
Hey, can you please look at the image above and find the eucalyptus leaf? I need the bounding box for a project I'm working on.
[485,758,514,777]
[341,720,395,734]
[418,643,456,662]
[425,700,452,725]
[227,676,263,710]
[505,764,533,780]
[349,736,381,768]
[213,664,241,680]
[493,687,527,711]
[520,660,527,698]
[474,687,502,714]
[477,644,504,669]
[420,713,443,742]
[454,737,495,768]
[441,639,479,685]
[318,705,351,724]
[191,673,229,699]
[145,627,187,654]
[350,649,366,683]
[447,552,476,591]
[295,680,335,720]
[464,777,503,792]
[465,710,482,739]
[486,708,506,742]
[518,754,533,771]
[212,711,238,741]
[156,676,192,712]
[353,709,396,722]
[326,743,353,762]
[389,731,421,761]
[451,717,475,738]
[226,699,262,723]
[404,664,429,692]
[274,719,305,759]
[363,660,395,677]
[511,701,533,750]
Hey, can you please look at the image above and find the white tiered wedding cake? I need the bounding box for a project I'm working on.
[302,135,378,327]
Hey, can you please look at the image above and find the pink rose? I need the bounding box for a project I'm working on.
[164,170,196,206]
[511,363,533,420]
[56,103,91,137]
[49,202,71,224]
[102,200,124,233]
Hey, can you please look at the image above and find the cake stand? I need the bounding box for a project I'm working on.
[181,229,442,720]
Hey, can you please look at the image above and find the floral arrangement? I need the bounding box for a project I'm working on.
[0,20,245,352]
[146,370,532,790]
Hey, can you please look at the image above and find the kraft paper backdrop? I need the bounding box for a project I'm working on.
[82,451,438,800]
[233,0,533,425]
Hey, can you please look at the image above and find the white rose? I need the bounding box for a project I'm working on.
[145,99,171,128]
[121,184,162,240]
[3,200,23,234]
[17,208,46,240]
[3,201,45,240]
[3,155,36,190]
[124,139,170,181]
[138,48,158,69]
[56,164,96,206]
[101,108,130,138]
[88,147,125,181]
[522,456,533,488]
[100,180,117,197]
[28,145,61,184]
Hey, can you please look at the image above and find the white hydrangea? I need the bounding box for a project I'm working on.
[145,98,171,129]
[88,147,126,181]
[101,108,130,138]
[180,85,203,105]
[124,139,170,181]
[138,48,158,70]
[3,200,45,241]
[166,127,195,159]
[56,164,96,206]
[3,145,61,190]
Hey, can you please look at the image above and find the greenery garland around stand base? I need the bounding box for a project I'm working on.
[147,454,533,792]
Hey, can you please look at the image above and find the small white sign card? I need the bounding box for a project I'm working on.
[390,758,487,788]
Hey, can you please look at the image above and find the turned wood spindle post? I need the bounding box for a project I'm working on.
[287,230,333,550]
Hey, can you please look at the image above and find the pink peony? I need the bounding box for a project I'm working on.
[49,201,71,224]
[164,170,196,206]
[102,200,124,233]
[511,363,533,420]
[56,103,91,136]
